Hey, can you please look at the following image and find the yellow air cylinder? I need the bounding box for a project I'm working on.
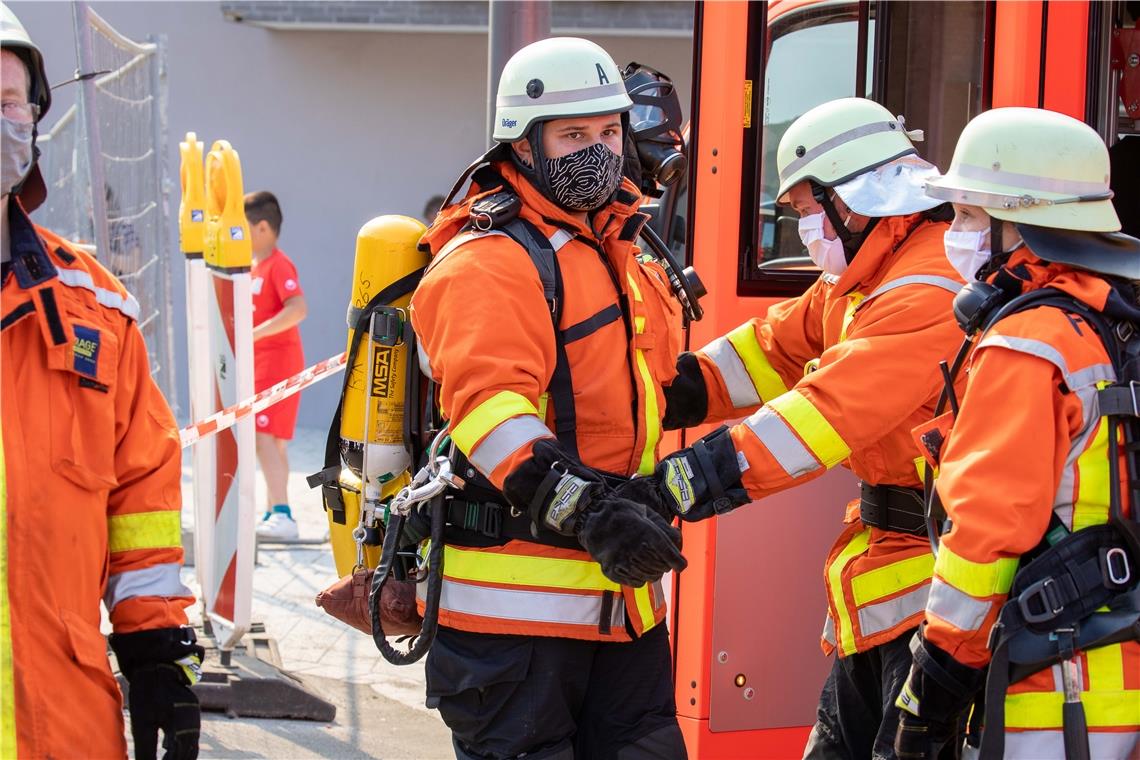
[179,133,205,256]
[328,215,427,575]
[339,215,428,482]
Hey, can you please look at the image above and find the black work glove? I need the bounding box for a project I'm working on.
[894,628,985,759]
[110,627,205,760]
[643,425,750,522]
[504,440,687,586]
[662,352,709,430]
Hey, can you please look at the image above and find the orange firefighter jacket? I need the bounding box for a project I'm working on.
[411,161,682,641]
[922,250,1139,755]
[692,213,964,657]
[1,202,193,758]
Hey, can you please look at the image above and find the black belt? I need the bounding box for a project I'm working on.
[859,483,927,535]
[443,498,582,550]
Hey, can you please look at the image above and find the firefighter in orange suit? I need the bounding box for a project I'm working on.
[890,110,1140,759]
[623,98,967,759]
[409,37,688,760]
[1,7,201,759]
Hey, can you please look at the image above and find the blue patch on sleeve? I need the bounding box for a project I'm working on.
[73,325,101,378]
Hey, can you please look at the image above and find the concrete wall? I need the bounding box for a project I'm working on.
[10,1,692,429]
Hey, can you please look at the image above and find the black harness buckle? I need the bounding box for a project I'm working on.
[1017,577,1066,624]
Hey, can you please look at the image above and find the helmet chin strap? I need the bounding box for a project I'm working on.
[976,216,1015,281]
[813,184,876,262]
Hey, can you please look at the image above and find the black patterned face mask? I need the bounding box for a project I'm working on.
[544,142,625,212]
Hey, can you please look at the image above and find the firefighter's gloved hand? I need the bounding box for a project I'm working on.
[652,425,750,522]
[575,494,686,586]
[504,439,686,586]
[662,352,708,430]
[110,627,204,760]
[894,628,984,759]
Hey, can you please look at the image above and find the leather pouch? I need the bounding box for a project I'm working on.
[314,566,422,636]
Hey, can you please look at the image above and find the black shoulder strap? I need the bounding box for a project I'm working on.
[499,217,579,458]
[306,267,426,524]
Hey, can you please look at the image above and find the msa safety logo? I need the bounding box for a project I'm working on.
[72,325,101,378]
[371,347,398,398]
[501,118,518,129]
[229,226,245,241]
[191,209,204,222]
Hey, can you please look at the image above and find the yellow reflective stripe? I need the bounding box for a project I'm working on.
[1086,642,1124,691]
[768,390,851,468]
[107,510,183,553]
[839,293,865,343]
[914,457,926,480]
[633,582,655,631]
[626,273,643,302]
[1073,418,1111,532]
[443,544,621,592]
[0,433,15,754]
[934,544,1019,597]
[1005,690,1140,729]
[635,349,661,475]
[629,283,659,475]
[827,527,871,656]
[851,553,934,606]
[452,391,539,454]
[537,392,550,423]
[726,323,788,403]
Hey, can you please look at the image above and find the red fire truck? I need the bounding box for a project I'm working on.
[656,1,1139,756]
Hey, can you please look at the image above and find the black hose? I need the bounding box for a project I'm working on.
[638,222,704,322]
[370,494,446,665]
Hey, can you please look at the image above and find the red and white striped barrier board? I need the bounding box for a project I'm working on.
[179,352,347,448]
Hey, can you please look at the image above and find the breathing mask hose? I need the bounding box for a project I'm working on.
[637,222,705,322]
[370,492,445,665]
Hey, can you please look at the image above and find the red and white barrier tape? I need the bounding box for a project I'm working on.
[180,352,347,448]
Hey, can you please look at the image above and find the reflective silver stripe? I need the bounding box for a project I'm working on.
[416,341,433,378]
[432,230,508,269]
[468,414,554,477]
[857,584,929,637]
[103,563,192,612]
[497,81,628,108]
[56,266,141,320]
[439,578,608,627]
[956,163,1108,197]
[822,614,836,646]
[978,334,1116,390]
[702,336,761,408]
[864,275,963,304]
[782,121,906,178]
[742,405,820,478]
[1053,384,1101,529]
[927,577,992,633]
[1003,730,1139,760]
[549,229,574,251]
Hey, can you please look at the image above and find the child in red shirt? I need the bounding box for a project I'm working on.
[246,191,307,540]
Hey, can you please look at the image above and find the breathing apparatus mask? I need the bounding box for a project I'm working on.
[621,62,687,198]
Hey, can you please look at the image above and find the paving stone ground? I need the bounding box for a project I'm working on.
[177,426,453,759]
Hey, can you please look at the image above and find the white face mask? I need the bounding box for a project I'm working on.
[1,117,35,197]
[798,211,848,276]
[944,228,991,281]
